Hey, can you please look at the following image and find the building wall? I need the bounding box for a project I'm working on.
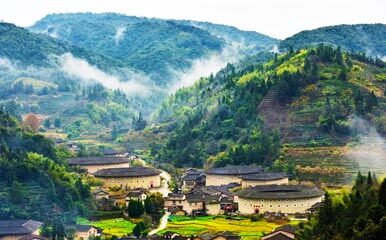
[77,162,131,174]
[1,234,25,240]
[1,229,40,240]
[96,175,161,189]
[206,203,221,215]
[75,227,98,240]
[241,177,289,188]
[206,174,241,186]
[238,195,323,214]
[182,201,204,215]
[165,198,184,210]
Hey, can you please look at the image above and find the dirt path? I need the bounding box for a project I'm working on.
[148,211,171,235]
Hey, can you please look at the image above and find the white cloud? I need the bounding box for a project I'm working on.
[58,53,150,95]
[114,26,126,44]
[348,116,386,174]
[169,44,242,92]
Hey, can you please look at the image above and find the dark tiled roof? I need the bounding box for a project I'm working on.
[235,185,324,200]
[205,165,262,175]
[102,148,120,155]
[0,220,42,235]
[92,189,109,195]
[93,167,161,177]
[241,172,287,181]
[167,193,185,199]
[73,225,93,232]
[67,157,129,165]
[185,169,204,175]
[126,189,146,197]
[275,225,299,234]
[263,232,294,240]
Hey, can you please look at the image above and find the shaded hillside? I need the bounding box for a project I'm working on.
[29,13,277,86]
[150,46,386,169]
[280,24,386,57]
[0,22,125,70]
[179,20,278,54]
[0,110,92,221]
[0,22,158,140]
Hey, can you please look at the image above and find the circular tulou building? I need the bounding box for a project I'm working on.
[93,166,162,189]
[67,156,131,174]
[236,184,324,214]
[205,165,263,186]
[241,172,288,188]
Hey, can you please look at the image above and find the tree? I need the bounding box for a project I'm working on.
[9,181,26,204]
[365,91,378,112]
[54,118,61,128]
[132,112,147,131]
[132,221,146,238]
[23,113,41,132]
[144,193,164,215]
[379,178,386,207]
[44,119,51,129]
[128,199,145,218]
[111,124,118,140]
[52,218,66,240]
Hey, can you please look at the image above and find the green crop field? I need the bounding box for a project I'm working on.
[159,216,284,240]
[77,217,136,237]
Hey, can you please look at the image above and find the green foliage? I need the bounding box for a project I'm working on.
[280,24,386,56]
[144,193,164,215]
[132,112,147,131]
[30,13,276,85]
[127,199,145,218]
[298,173,386,240]
[132,221,147,238]
[0,110,93,221]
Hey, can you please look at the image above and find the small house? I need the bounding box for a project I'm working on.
[0,220,42,240]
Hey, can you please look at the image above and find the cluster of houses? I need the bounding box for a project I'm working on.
[166,165,324,216]
[67,155,324,217]
[0,220,100,240]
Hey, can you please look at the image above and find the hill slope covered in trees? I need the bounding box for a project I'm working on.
[280,24,386,58]
[150,45,386,171]
[0,110,92,221]
[29,13,278,86]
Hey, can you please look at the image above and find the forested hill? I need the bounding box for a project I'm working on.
[29,13,278,86]
[177,20,278,54]
[0,22,125,70]
[280,24,386,58]
[150,45,386,168]
[0,110,92,221]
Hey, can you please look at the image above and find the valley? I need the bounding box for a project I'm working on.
[0,9,385,240]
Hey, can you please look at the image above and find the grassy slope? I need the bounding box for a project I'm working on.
[77,217,136,237]
[160,216,284,240]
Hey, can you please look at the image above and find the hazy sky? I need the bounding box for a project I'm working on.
[1,0,385,39]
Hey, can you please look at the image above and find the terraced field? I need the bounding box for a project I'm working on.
[160,216,284,240]
[285,144,386,185]
[77,217,136,237]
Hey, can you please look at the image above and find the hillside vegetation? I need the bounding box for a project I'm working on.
[30,13,277,86]
[0,110,92,221]
[280,24,386,58]
[150,45,386,170]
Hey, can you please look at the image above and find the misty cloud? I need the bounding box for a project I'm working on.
[348,116,386,175]
[58,53,151,95]
[114,26,126,44]
[169,44,242,92]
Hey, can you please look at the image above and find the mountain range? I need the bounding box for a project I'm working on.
[0,13,385,139]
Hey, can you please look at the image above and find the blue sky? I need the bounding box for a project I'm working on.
[1,0,385,39]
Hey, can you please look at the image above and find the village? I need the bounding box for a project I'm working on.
[1,149,324,240]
